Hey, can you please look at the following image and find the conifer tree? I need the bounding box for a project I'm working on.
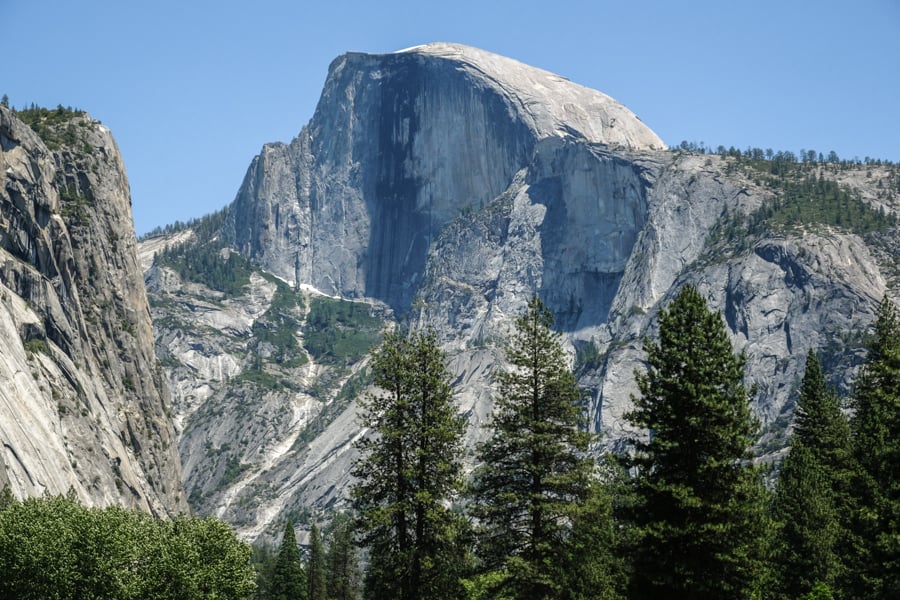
[271,520,307,600]
[624,285,767,599]
[845,297,900,598]
[771,350,850,598]
[325,512,361,600]
[308,522,327,600]
[351,328,466,600]
[470,295,593,600]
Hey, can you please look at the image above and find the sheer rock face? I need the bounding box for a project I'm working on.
[0,106,186,515]
[148,44,894,540]
[226,43,665,312]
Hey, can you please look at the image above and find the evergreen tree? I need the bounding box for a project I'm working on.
[470,295,594,600]
[771,350,850,599]
[271,520,307,600]
[325,513,361,600]
[624,285,768,599]
[567,462,628,600]
[308,522,327,600]
[351,328,467,600]
[844,297,900,598]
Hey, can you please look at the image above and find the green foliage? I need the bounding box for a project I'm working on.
[351,329,468,600]
[623,285,768,598]
[771,350,852,599]
[154,238,253,295]
[567,472,628,600]
[705,162,897,262]
[140,207,230,241]
[324,512,361,600]
[307,522,327,600]
[304,297,382,365]
[843,297,900,598]
[0,492,255,599]
[271,520,307,600]
[470,296,594,600]
[58,184,92,226]
[14,104,87,150]
[22,337,51,355]
[251,283,305,365]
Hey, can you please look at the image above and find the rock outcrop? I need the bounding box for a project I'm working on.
[143,43,898,540]
[0,106,186,515]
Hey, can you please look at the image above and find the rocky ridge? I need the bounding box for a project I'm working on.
[0,106,185,515]
[142,44,900,540]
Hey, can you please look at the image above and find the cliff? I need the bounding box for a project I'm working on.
[143,43,898,539]
[0,105,186,515]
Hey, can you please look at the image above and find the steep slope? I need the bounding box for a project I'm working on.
[0,106,186,515]
[145,43,899,540]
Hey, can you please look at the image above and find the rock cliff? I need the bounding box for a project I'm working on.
[0,106,186,515]
[144,43,899,540]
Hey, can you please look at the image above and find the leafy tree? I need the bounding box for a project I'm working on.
[308,522,327,600]
[325,512,361,600]
[469,295,594,600]
[844,297,900,598]
[0,492,255,599]
[771,351,851,598]
[271,520,307,600]
[351,328,467,599]
[624,285,768,599]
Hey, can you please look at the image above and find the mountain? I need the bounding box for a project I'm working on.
[142,43,900,540]
[0,105,186,515]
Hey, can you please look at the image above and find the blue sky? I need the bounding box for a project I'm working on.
[4,0,899,235]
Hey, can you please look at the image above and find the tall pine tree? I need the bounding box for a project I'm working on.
[307,522,327,600]
[269,520,307,600]
[351,328,466,600]
[845,296,900,598]
[624,285,768,599]
[470,295,594,600]
[771,350,851,598]
[325,512,361,600]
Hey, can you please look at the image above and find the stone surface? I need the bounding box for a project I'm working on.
[0,106,186,515]
[144,44,898,540]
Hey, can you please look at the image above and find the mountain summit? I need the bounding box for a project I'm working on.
[142,44,896,540]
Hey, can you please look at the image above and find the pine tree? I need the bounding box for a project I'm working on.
[325,512,361,600]
[308,522,327,600]
[844,297,900,598]
[771,350,850,598]
[470,295,594,600]
[351,328,466,600]
[567,460,628,600]
[271,520,307,600]
[624,285,768,599]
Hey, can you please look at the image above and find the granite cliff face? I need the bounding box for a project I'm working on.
[0,106,186,515]
[144,43,898,540]
[226,43,664,311]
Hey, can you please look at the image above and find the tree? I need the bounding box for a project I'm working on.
[325,512,361,600]
[771,350,851,598]
[844,297,900,598]
[624,285,768,599]
[566,460,628,600]
[307,522,327,600]
[271,520,306,600]
[470,295,594,600]
[351,328,467,599]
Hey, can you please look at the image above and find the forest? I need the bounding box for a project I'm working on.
[3,288,898,599]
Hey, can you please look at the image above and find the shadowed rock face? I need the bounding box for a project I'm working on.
[0,106,186,515]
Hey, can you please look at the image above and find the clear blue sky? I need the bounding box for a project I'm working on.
[4,0,899,235]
